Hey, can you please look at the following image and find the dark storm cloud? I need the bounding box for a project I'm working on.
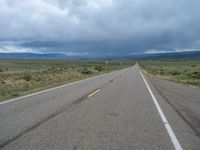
[0,0,200,55]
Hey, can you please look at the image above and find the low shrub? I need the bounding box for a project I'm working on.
[187,71,200,79]
[171,70,181,76]
[21,73,32,81]
[191,64,196,67]
[94,66,104,72]
[81,68,93,75]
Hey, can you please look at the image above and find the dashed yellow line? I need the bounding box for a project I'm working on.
[112,78,118,82]
[87,89,100,98]
[110,77,118,82]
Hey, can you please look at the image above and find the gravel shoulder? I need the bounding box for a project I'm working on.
[147,75,200,136]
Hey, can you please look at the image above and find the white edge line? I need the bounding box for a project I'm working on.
[0,69,124,105]
[139,69,183,150]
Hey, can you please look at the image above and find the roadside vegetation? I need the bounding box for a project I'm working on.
[139,60,200,87]
[0,59,134,101]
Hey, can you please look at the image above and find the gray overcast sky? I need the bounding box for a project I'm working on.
[0,0,200,56]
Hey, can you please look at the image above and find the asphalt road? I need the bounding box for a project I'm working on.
[0,64,199,150]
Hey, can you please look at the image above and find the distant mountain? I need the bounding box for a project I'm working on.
[89,51,200,60]
[0,51,200,60]
[0,53,68,59]
[131,51,200,60]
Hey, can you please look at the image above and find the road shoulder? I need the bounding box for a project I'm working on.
[144,74,200,150]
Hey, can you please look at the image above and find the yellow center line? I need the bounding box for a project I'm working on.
[112,78,118,82]
[87,89,101,98]
[110,77,118,82]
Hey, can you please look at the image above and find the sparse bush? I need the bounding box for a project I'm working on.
[159,68,165,75]
[140,64,145,67]
[81,68,93,75]
[187,71,200,79]
[21,73,32,81]
[191,64,196,67]
[11,93,19,97]
[171,70,181,76]
[0,79,5,84]
[94,66,104,72]
[160,70,165,75]
[0,68,3,72]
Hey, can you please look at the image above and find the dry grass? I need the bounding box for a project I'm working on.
[139,60,200,86]
[0,59,133,101]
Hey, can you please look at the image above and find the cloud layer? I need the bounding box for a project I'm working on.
[0,0,200,55]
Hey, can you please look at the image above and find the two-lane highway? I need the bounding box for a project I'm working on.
[0,65,199,149]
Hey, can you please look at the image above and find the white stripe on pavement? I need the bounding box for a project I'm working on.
[139,69,183,150]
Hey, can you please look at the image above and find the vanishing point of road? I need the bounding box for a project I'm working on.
[0,64,199,150]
